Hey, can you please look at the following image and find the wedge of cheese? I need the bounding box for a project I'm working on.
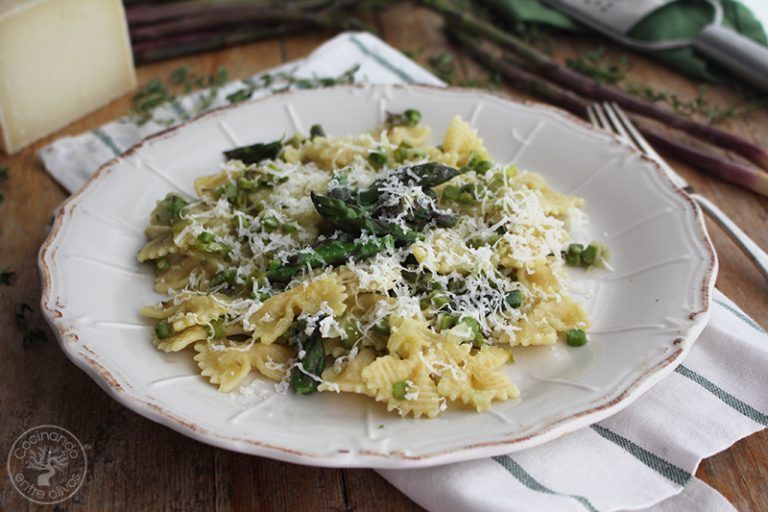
[0,0,137,154]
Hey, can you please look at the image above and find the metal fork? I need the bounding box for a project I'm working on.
[588,102,768,281]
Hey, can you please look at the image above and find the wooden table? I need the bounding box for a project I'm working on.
[1,5,766,511]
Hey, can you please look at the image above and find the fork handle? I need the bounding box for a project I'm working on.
[691,192,768,281]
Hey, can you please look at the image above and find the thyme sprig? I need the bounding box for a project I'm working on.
[14,303,47,349]
[566,47,630,85]
[129,64,361,126]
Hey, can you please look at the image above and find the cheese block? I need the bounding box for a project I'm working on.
[0,0,137,154]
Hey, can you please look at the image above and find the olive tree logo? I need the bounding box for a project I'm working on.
[7,425,87,504]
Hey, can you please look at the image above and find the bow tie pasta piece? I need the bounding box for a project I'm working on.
[387,317,442,359]
[247,273,347,344]
[194,342,252,393]
[441,116,491,166]
[137,232,179,263]
[319,348,377,395]
[250,343,297,381]
[170,295,230,332]
[361,355,442,418]
[155,325,209,353]
[516,297,589,347]
[387,125,431,147]
[437,345,519,411]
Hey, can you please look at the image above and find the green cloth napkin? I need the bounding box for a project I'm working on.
[484,0,768,82]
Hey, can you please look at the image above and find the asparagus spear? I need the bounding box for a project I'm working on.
[223,140,282,165]
[311,193,419,244]
[290,324,325,395]
[266,234,396,282]
[358,162,461,206]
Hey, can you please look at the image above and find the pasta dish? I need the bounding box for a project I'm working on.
[137,110,601,418]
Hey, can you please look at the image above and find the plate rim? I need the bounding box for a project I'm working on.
[38,83,718,468]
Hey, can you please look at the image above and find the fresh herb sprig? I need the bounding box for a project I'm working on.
[130,64,361,127]
[14,303,47,349]
[566,47,630,85]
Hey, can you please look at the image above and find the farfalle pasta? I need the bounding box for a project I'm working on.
[138,110,600,418]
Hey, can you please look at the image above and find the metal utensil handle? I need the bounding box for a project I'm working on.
[691,192,768,281]
[692,24,768,92]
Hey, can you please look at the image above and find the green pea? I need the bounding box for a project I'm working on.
[209,318,226,338]
[581,243,600,266]
[566,328,588,347]
[436,314,457,331]
[237,177,254,191]
[221,182,238,202]
[474,160,493,174]
[460,317,484,346]
[430,292,450,308]
[467,238,484,249]
[442,185,462,201]
[457,192,475,204]
[419,298,431,310]
[155,258,170,274]
[505,290,523,309]
[368,151,388,167]
[154,321,172,339]
[404,109,421,126]
[261,215,280,231]
[198,232,215,244]
[280,223,298,234]
[168,195,187,220]
[392,380,409,400]
[394,147,410,162]
[565,243,584,266]
[309,124,325,139]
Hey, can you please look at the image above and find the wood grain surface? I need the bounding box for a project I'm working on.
[1,5,766,511]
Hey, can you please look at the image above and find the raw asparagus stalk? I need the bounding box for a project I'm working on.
[133,26,302,63]
[422,0,768,172]
[451,30,768,197]
[129,5,368,41]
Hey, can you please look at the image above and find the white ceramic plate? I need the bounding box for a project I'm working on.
[40,85,716,468]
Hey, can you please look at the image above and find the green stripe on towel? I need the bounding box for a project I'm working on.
[349,35,416,83]
[493,456,600,512]
[91,128,121,156]
[714,298,767,335]
[591,425,692,486]
[676,365,768,426]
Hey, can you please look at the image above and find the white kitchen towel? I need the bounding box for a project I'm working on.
[39,32,768,512]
